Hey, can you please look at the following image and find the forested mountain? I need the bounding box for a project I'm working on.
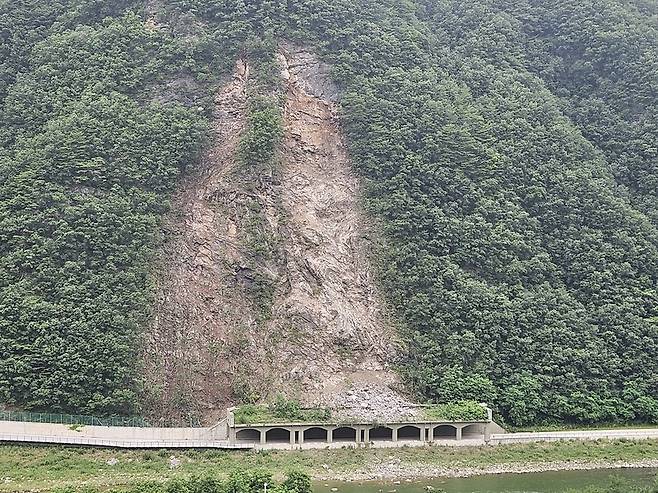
[0,0,656,426]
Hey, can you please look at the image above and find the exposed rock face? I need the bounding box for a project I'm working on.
[142,60,255,423]
[280,47,341,103]
[142,46,414,424]
[269,45,408,414]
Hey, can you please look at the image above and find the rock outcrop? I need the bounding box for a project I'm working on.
[142,45,413,424]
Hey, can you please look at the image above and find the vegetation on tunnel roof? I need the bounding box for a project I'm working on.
[233,399,487,425]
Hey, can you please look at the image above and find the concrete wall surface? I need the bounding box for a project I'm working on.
[491,428,658,444]
[3,420,658,450]
[0,421,212,440]
[254,437,486,450]
[0,433,251,449]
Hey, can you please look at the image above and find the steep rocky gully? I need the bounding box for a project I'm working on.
[142,45,418,424]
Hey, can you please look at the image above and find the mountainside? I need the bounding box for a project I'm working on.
[0,0,657,427]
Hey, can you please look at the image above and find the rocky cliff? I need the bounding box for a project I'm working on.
[142,45,414,424]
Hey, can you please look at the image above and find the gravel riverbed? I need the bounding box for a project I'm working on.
[317,459,658,481]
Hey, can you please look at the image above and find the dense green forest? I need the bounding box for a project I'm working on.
[0,1,210,413]
[0,0,656,426]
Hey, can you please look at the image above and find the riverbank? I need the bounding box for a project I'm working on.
[340,458,658,481]
[2,439,658,491]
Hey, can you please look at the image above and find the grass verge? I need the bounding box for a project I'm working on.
[2,439,658,491]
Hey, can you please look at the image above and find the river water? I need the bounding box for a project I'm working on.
[319,468,658,492]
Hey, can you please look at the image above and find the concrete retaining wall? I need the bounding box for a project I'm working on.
[3,420,658,450]
[0,419,229,446]
[0,433,248,449]
[258,437,485,450]
[491,429,658,444]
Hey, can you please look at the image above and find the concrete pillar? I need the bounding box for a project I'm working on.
[299,429,304,445]
[290,429,296,445]
[392,428,398,442]
[327,428,332,444]
[260,430,266,444]
[456,426,462,441]
[421,426,427,442]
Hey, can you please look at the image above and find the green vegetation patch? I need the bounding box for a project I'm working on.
[54,471,311,493]
[234,397,331,425]
[228,34,285,327]
[423,401,488,421]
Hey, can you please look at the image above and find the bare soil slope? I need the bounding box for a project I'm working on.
[143,47,416,424]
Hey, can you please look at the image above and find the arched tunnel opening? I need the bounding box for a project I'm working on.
[433,425,457,439]
[369,426,393,441]
[236,428,261,442]
[332,427,357,442]
[303,427,328,442]
[397,425,421,440]
[265,428,291,443]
